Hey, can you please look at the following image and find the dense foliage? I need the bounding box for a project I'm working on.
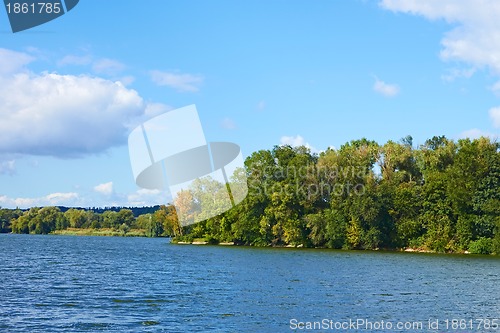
[2,135,499,254]
[177,136,500,254]
[1,205,181,238]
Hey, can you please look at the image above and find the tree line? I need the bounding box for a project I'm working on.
[176,135,500,255]
[1,135,499,254]
[0,205,181,237]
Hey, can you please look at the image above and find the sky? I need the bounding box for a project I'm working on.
[1,0,500,209]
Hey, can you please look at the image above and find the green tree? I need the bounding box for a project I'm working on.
[101,211,119,229]
[0,208,22,233]
[64,208,86,228]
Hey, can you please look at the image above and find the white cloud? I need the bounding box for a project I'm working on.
[221,117,237,130]
[117,76,135,86]
[0,50,145,158]
[93,188,172,207]
[0,187,174,209]
[94,182,114,195]
[150,70,203,92]
[441,67,476,82]
[280,135,318,153]
[0,192,80,208]
[92,58,126,76]
[490,107,500,128]
[58,54,92,67]
[373,78,400,97]
[380,0,500,75]
[127,189,172,207]
[58,55,126,77]
[458,107,500,141]
[0,48,34,74]
[490,81,500,96]
[459,128,496,140]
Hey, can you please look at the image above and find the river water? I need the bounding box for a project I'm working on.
[0,234,499,332]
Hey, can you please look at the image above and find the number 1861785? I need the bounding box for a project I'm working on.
[5,2,62,14]
[443,319,499,330]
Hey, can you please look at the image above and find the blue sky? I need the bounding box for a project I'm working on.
[1,0,499,208]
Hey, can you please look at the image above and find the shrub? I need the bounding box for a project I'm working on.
[468,237,493,255]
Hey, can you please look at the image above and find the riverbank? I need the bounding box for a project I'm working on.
[170,238,496,255]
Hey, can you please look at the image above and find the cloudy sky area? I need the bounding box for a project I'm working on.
[1,0,500,208]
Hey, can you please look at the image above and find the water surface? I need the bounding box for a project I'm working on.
[1,234,499,332]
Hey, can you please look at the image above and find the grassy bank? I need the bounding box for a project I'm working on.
[51,228,148,237]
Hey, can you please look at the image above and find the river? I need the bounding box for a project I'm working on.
[0,234,499,332]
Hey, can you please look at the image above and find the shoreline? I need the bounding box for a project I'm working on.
[1,233,495,255]
[171,239,492,256]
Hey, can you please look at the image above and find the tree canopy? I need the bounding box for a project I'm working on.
[176,136,500,255]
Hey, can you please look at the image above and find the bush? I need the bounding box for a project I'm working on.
[205,236,219,245]
[468,237,493,255]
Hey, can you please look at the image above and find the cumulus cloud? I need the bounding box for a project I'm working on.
[0,50,145,158]
[150,70,204,92]
[0,192,80,208]
[373,78,400,97]
[280,135,318,153]
[490,107,500,128]
[94,182,114,195]
[380,0,500,75]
